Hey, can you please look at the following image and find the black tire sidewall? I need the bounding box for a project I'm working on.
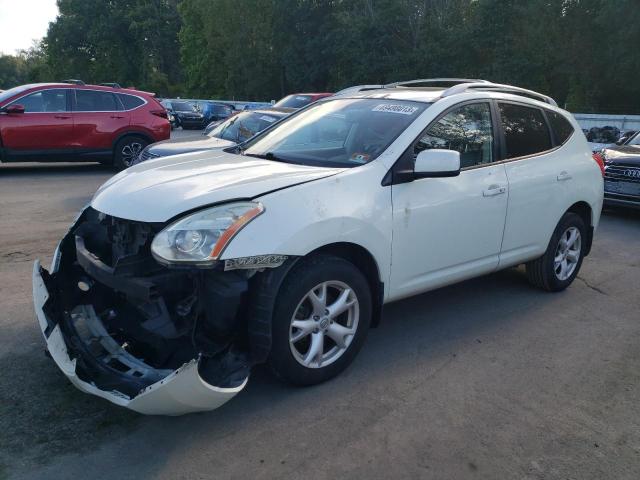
[543,212,587,290]
[268,255,372,386]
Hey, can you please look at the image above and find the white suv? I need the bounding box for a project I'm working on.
[33,79,604,415]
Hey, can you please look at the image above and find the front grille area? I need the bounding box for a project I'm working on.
[604,165,640,183]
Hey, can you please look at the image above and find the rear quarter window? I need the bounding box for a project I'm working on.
[499,103,552,159]
[118,94,145,110]
[546,110,574,145]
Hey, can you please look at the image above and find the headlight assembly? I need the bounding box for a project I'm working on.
[151,202,264,266]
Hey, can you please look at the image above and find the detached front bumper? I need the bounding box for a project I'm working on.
[33,252,248,416]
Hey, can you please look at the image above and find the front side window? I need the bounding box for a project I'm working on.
[13,89,67,113]
[75,90,119,111]
[414,102,494,168]
[499,103,552,159]
[546,110,574,145]
[242,98,428,167]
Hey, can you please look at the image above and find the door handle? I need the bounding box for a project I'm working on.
[54,115,71,119]
[557,171,572,181]
[110,115,125,119]
[482,185,507,197]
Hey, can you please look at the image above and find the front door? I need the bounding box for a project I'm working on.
[389,102,509,301]
[1,88,74,161]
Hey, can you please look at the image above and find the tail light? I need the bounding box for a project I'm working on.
[150,109,168,119]
[592,152,605,176]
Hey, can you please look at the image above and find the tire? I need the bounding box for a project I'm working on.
[526,212,587,292]
[113,135,148,171]
[268,254,372,386]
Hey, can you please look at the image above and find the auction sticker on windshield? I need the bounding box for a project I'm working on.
[372,104,419,115]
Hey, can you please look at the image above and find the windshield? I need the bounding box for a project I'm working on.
[627,132,640,146]
[210,111,283,142]
[242,98,428,167]
[172,101,196,112]
[0,84,36,105]
[273,95,313,109]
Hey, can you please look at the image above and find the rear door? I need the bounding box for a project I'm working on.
[1,88,74,161]
[497,102,569,267]
[72,89,131,160]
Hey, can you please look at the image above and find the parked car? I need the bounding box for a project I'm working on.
[137,109,289,163]
[196,101,235,124]
[34,79,603,415]
[160,100,179,129]
[0,83,170,169]
[272,92,333,109]
[601,131,640,208]
[166,100,207,129]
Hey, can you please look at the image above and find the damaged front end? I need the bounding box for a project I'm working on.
[33,207,287,415]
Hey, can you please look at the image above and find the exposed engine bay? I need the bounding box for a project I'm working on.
[36,207,292,413]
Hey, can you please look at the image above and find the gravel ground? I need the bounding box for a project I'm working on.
[0,143,639,479]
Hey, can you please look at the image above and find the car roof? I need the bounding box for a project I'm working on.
[344,88,444,103]
[2,82,154,97]
[336,86,563,113]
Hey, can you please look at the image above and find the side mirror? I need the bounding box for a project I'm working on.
[3,104,25,114]
[414,149,460,178]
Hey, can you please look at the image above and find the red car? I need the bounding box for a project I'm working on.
[272,92,333,109]
[0,83,170,169]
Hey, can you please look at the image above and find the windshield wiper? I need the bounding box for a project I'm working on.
[243,152,284,162]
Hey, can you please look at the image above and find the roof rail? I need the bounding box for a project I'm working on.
[61,79,85,85]
[99,82,122,88]
[385,78,491,88]
[441,82,558,106]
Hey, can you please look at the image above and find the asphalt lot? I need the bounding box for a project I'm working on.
[1,135,639,479]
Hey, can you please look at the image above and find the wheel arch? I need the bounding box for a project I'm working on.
[112,130,155,151]
[566,201,593,256]
[306,242,384,327]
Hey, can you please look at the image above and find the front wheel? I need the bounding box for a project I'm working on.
[526,212,587,292]
[113,136,148,170]
[268,255,372,386]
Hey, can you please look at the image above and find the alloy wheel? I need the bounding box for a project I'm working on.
[121,142,144,167]
[554,226,581,281]
[289,280,359,369]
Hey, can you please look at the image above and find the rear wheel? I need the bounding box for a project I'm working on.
[526,212,586,292]
[268,255,372,386]
[113,135,148,170]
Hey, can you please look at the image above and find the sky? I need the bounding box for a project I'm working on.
[0,0,58,55]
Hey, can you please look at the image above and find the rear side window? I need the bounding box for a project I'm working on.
[546,110,574,145]
[13,89,68,112]
[117,93,145,110]
[75,89,119,112]
[499,103,552,159]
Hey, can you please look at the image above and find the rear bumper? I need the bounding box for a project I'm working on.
[33,254,247,416]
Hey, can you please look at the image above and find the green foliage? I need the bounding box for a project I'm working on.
[0,0,637,113]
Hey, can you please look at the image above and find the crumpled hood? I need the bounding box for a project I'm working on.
[146,135,235,157]
[92,150,344,222]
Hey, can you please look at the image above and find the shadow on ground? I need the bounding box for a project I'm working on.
[0,267,541,476]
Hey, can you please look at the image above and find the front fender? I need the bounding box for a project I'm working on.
[221,165,393,298]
